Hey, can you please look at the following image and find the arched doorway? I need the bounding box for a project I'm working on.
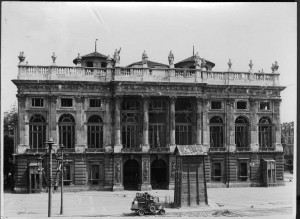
[123,159,139,190]
[151,159,167,189]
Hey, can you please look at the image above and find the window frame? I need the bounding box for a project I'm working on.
[62,160,74,186]
[211,159,224,182]
[259,102,271,111]
[236,101,247,110]
[89,99,102,108]
[31,97,44,108]
[210,101,222,110]
[88,161,103,185]
[237,158,249,181]
[29,115,47,149]
[61,98,73,108]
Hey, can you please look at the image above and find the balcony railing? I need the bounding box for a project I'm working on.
[121,147,143,153]
[85,148,105,153]
[26,148,48,154]
[209,147,227,152]
[236,147,251,152]
[259,147,275,152]
[17,65,280,86]
[63,148,76,153]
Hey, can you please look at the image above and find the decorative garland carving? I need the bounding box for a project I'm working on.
[114,158,121,184]
[143,159,149,183]
[75,95,85,103]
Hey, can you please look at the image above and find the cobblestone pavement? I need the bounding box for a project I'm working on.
[3,173,295,219]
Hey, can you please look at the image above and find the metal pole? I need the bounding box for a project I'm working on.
[48,142,52,217]
[60,148,64,215]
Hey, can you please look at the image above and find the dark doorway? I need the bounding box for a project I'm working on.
[151,159,167,189]
[123,159,139,190]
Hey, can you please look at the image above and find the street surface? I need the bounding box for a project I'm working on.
[3,172,295,219]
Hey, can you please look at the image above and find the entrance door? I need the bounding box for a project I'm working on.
[123,159,139,190]
[262,159,276,187]
[151,159,167,189]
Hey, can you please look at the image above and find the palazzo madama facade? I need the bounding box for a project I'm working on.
[12,45,285,192]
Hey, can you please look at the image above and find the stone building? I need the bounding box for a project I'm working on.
[12,45,285,193]
[281,122,294,171]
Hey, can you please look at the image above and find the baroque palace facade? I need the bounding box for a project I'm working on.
[13,45,285,192]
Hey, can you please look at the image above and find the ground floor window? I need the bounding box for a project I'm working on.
[63,161,74,186]
[211,160,224,181]
[238,159,249,181]
[89,162,102,185]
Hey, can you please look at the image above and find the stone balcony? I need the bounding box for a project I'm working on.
[17,65,280,86]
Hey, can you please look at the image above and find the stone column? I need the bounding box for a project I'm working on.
[168,155,176,189]
[142,96,150,152]
[16,94,28,154]
[75,95,85,153]
[166,101,170,147]
[112,155,124,191]
[169,96,176,152]
[196,97,202,146]
[249,98,259,151]
[105,97,113,152]
[140,155,152,191]
[114,95,122,153]
[202,98,209,151]
[226,98,236,152]
[48,95,58,148]
[273,99,283,151]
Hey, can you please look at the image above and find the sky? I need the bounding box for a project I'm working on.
[1,2,297,123]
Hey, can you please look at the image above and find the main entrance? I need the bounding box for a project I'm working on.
[151,159,167,189]
[123,159,140,190]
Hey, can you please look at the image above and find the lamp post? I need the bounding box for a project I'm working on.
[45,138,55,217]
[57,144,65,215]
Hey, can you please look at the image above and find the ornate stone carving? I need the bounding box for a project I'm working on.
[48,95,58,103]
[75,95,85,103]
[51,52,57,64]
[114,158,121,184]
[170,159,176,181]
[249,60,253,72]
[104,96,113,103]
[200,58,206,69]
[18,51,25,64]
[168,50,174,66]
[143,159,149,183]
[249,98,258,107]
[16,93,26,107]
[113,48,121,64]
[194,52,200,67]
[142,50,148,65]
[228,59,232,71]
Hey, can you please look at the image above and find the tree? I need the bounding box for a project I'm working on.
[3,105,18,189]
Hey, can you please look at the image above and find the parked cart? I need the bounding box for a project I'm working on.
[130,192,165,216]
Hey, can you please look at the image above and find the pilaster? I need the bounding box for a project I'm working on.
[112,156,124,191]
[142,96,150,152]
[202,98,209,151]
[226,98,236,152]
[114,95,122,153]
[48,94,58,142]
[140,155,152,191]
[168,155,176,189]
[249,98,259,151]
[169,96,176,152]
[105,97,113,152]
[16,94,29,153]
[75,95,85,151]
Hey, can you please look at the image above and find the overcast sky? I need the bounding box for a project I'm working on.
[1,2,297,123]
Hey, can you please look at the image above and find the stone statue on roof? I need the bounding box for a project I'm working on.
[194,52,200,67]
[168,50,174,66]
[142,50,148,65]
[114,47,121,64]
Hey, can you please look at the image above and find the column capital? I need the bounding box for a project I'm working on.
[249,98,258,107]
[225,98,235,106]
[48,94,58,103]
[74,95,85,103]
[113,95,123,102]
[16,93,27,102]
[169,95,177,103]
[140,94,150,101]
[104,96,113,103]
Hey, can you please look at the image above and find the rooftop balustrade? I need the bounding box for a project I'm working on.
[17,65,280,86]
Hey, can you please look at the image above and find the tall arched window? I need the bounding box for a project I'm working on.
[87,115,103,148]
[258,116,272,148]
[210,116,224,148]
[122,113,140,148]
[29,114,46,149]
[235,116,249,148]
[58,114,75,148]
[175,113,192,145]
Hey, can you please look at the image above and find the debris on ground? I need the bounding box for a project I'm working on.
[212,209,233,216]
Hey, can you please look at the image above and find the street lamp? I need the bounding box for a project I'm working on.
[56,144,65,215]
